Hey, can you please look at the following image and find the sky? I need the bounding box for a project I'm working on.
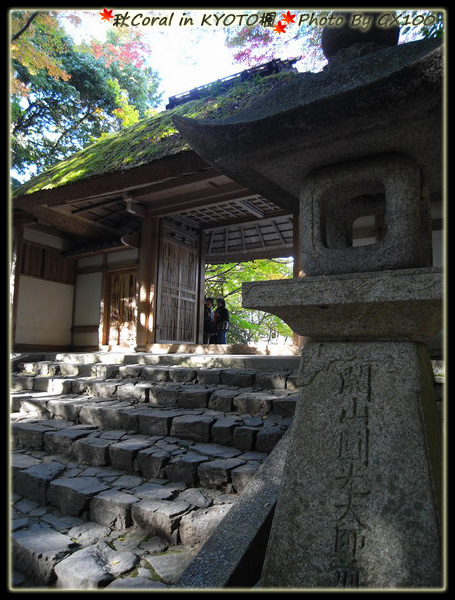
[60,8,319,110]
[59,7,431,110]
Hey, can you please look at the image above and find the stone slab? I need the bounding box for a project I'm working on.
[255,423,288,454]
[13,523,77,584]
[243,268,442,341]
[18,396,51,418]
[136,448,171,479]
[14,461,66,504]
[261,341,442,589]
[170,414,215,443]
[211,416,244,446]
[232,426,258,451]
[231,462,261,493]
[116,381,150,402]
[47,397,92,421]
[109,437,152,472]
[141,366,170,381]
[72,436,112,466]
[47,477,110,517]
[233,392,273,415]
[67,522,111,547]
[191,442,243,459]
[133,408,176,436]
[43,427,92,455]
[131,499,193,543]
[197,458,245,489]
[176,386,211,409]
[169,367,197,382]
[90,489,140,529]
[11,451,41,474]
[208,388,238,412]
[54,541,138,589]
[220,369,256,387]
[145,547,194,584]
[148,383,181,407]
[179,504,233,549]
[78,402,136,430]
[12,422,55,449]
[165,452,209,485]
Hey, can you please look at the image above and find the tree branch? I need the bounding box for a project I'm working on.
[50,106,97,152]
[11,12,39,42]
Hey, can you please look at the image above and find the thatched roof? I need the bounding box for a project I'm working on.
[14,71,299,199]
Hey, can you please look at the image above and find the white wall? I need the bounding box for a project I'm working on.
[15,276,74,346]
[72,272,103,348]
[73,272,103,325]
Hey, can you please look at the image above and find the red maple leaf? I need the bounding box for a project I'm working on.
[273,21,287,35]
[100,8,114,22]
[282,11,296,25]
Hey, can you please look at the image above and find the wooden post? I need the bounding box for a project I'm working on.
[135,213,160,351]
[197,230,206,344]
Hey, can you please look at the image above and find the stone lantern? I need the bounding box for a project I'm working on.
[174,13,444,589]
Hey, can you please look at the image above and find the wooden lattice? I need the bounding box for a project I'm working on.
[157,237,199,343]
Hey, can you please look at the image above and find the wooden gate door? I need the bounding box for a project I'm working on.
[156,237,199,343]
[105,269,137,348]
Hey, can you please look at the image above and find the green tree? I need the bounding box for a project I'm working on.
[205,259,294,344]
[10,10,162,178]
[10,10,73,96]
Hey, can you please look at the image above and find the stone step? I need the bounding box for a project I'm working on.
[12,407,287,471]
[12,448,241,589]
[14,350,302,369]
[13,363,299,393]
[12,442,249,513]
[10,351,299,589]
[11,372,298,418]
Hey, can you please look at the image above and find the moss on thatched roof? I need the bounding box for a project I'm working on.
[14,71,299,197]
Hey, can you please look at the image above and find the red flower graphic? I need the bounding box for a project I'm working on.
[100,8,114,22]
[281,11,296,25]
[273,20,287,35]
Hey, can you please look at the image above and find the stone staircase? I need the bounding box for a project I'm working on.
[10,351,300,590]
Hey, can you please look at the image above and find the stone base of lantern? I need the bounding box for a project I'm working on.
[261,340,443,589]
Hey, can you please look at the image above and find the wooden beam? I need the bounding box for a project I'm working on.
[199,208,288,230]
[125,167,222,199]
[13,151,209,208]
[237,199,265,218]
[71,197,123,214]
[255,223,266,248]
[20,205,120,240]
[206,245,293,263]
[143,183,249,215]
[273,220,287,245]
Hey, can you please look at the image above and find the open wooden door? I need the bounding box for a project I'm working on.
[156,219,201,344]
